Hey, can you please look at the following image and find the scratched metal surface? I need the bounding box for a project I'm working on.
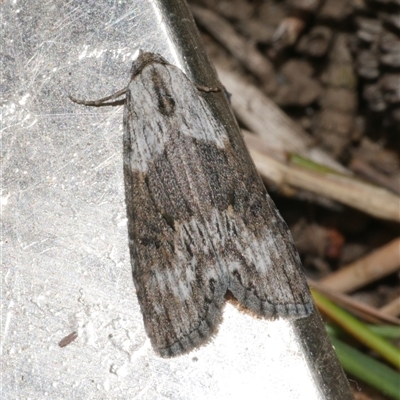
[1,0,354,399]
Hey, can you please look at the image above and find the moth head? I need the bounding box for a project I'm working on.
[130,51,170,79]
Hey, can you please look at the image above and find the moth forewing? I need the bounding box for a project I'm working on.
[70,51,313,358]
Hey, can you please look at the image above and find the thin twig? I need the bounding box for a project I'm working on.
[217,63,350,174]
[379,297,400,318]
[319,238,400,292]
[244,132,400,222]
[191,5,276,93]
[309,280,400,325]
[349,157,400,195]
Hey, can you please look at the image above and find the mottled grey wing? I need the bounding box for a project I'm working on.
[123,61,312,357]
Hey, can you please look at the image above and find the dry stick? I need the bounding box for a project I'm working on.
[217,63,350,174]
[191,5,277,93]
[244,133,400,222]
[309,280,400,325]
[319,238,400,292]
[379,297,400,318]
[349,157,400,196]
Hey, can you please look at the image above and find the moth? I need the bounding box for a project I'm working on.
[70,51,313,358]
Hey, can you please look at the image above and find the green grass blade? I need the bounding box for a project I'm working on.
[312,289,400,369]
[330,336,400,400]
[366,325,400,339]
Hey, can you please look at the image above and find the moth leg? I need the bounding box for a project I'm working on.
[68,87,128,106]
[195,83,222,93]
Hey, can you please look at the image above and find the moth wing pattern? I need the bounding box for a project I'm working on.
[123,53,313,357]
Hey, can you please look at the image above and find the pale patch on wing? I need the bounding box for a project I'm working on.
[176,208,313,317]
[124,64,228,172]
[143,206,312,356]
